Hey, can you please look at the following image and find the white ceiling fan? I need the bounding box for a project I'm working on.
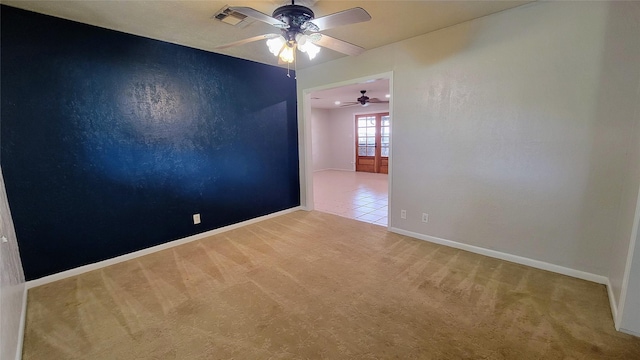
[214,1,371,64]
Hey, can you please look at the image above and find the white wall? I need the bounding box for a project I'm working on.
[311,107,332,171]
[616,4,640,330]
[604,2,640,312]
[311,103,389,172]
[299,1,640,283]
[0,168,27,360]
[620,207,640,335]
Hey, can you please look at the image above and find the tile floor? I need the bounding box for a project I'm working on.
[313,170,388,227]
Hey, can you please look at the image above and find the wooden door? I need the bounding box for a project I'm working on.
[355,113,390,174]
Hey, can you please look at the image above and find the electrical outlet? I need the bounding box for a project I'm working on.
[401,210,407,219]
[422,213,429,223]
[193,213,201,224]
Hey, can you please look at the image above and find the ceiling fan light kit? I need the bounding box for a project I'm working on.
[216,1,371,66]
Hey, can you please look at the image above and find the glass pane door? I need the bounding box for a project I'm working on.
[357,116,377,157]
[355,112,390,174]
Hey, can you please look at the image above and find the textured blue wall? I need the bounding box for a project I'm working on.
[1,6,300,280]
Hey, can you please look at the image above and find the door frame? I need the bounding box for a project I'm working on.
[301,71,394,227]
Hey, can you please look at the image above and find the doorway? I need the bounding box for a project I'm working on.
[305,74,392,226]
[356,112,390,174]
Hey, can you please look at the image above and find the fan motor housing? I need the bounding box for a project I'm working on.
[273,5,314,29]
[358,90,369,105]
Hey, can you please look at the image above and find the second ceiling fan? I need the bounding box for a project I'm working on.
[215,1,371,64]
[341,90,389,107]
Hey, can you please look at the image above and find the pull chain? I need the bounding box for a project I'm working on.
[286,51,297,79]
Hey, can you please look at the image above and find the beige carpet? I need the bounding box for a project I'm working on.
[23,211,640,359]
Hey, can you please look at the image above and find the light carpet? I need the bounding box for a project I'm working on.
[23,211,640,359]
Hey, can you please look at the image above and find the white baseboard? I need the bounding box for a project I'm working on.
[16,283,27,360]
[606,278,619,329]
[26,207,302,289]
[389,227,609,285]
[390,228,626,329]
[620,328,640,338]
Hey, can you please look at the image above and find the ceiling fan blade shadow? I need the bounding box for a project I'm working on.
[314,34,365,56]
[214,34,280,50]
[308,7,371,31]
[228,7,287,28]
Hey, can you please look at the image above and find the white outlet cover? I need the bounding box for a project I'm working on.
[193,214,201,224]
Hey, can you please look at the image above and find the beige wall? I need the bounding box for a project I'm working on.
[299,1,640,285]
[0,168,27,360]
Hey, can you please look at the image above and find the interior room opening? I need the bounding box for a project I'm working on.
[308,78,390,226]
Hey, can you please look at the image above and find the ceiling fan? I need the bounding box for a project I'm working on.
[342,90,389,107]
[214,1,371,64]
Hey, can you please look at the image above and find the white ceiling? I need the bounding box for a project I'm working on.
[2,0,533,70]
[310,78,389,109]
[2,0,533,108]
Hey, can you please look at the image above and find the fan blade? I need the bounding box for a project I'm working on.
[214,34,280,50]
[369,98,390,104]
[228,7,287,28]
[308,7,371,31]
[314,34,365,56]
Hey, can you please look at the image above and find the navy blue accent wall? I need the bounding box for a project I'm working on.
[1,6,300,280]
